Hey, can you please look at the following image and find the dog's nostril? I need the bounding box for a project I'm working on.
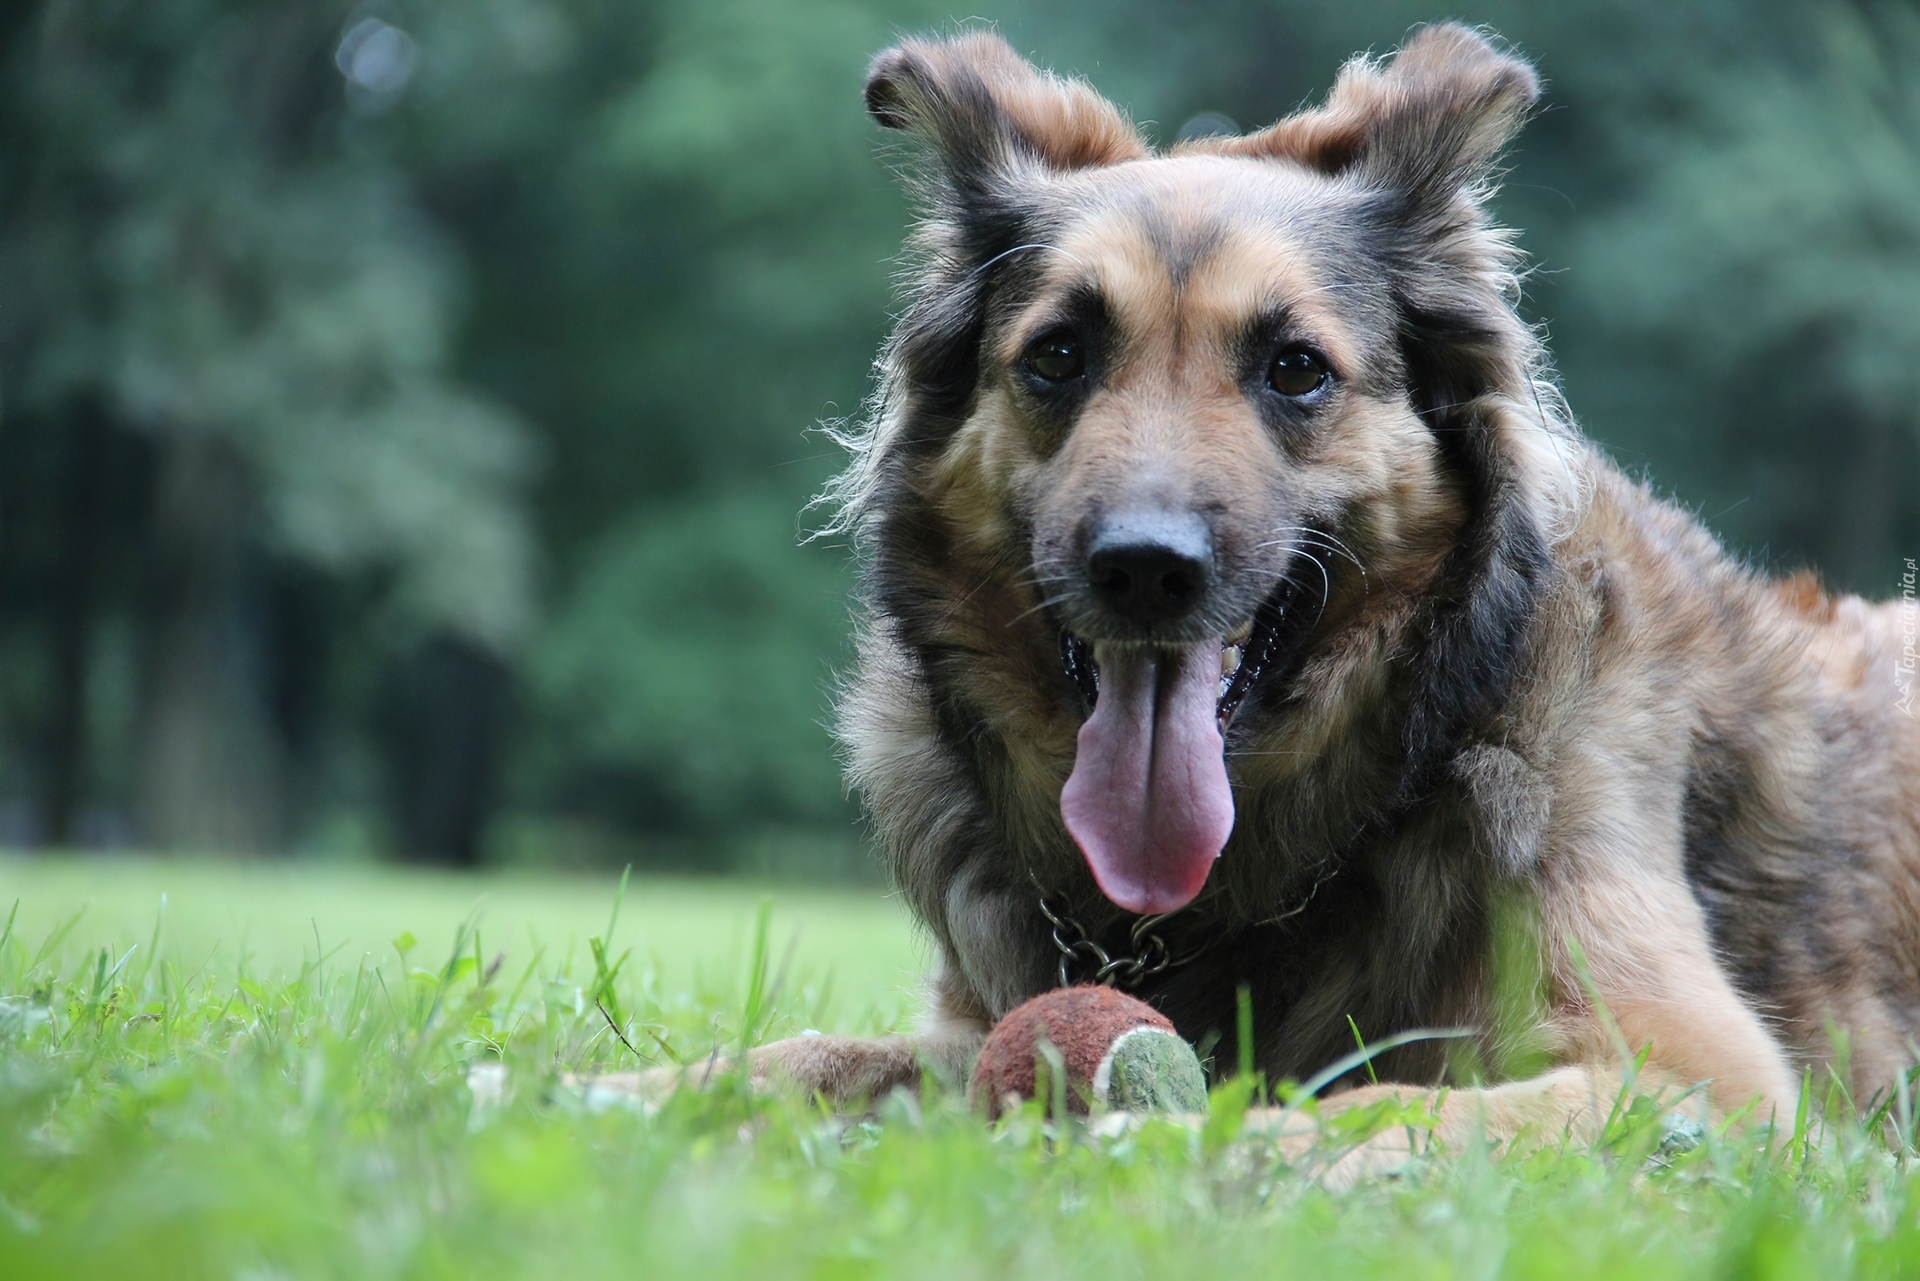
[1085,512,1214,627]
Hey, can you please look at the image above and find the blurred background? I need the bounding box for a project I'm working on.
[0,0,1914,875]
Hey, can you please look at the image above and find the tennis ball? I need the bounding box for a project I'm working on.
[967,985,1207,1119]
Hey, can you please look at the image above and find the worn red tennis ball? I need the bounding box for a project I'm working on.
[967,985,1207,1119]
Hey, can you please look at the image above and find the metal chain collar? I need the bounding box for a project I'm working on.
[1037,896,1213,991]
[1036,859,1340,991]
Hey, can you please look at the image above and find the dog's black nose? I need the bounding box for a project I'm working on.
[1086,512,1213,627]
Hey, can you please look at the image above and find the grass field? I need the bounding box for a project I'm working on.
[4,856,1920,1279]
[0,855,928,1033]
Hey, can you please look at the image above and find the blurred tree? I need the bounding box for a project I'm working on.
[1567,1,1920,591]
[530,488,852,839]
[396,0,932,859]
[0,1,534,853]
[0,0,1909,870]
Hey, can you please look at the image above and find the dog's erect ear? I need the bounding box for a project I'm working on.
[1207,25,1559,804]
[865,33,1146,186]
[1211,24,1537,209]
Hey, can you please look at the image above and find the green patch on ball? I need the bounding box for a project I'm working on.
[968,985,1208,1118]
[1093,1025,1208,1113]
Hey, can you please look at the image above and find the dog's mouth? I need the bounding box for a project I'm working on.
[1058,578,1304,731]
[1056,568,1319,917]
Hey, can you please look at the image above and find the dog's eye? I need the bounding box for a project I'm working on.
[1025,330,1084,382]
[1268,345,1329,397]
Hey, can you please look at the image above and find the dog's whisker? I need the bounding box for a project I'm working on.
[1269,562,1333,629]
[928,545,1029,635]
[1260,525,1355,558]
[1225,749,1325,758]
[1005,591,1079,629]
[1252,532,1368,589]
[1305,558,1332,619]
[965,242,1083,283]
[1281,280,1372,303]
[1253,524,1360,556]
[1253,528,1368,578]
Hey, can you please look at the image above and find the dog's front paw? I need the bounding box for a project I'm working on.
[565,1031,967,1111]
[561,1054,738,1108]
[745,1033,927,1104]
[561,1035,918,1108]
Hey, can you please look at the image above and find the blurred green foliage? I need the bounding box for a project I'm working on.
[530,488,853,835]
[0,0,1914,869]
[1569,3,1920,588]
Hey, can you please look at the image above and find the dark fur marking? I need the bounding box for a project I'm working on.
[1222,540,1338,731]
[1682,743,1786,1004]
[1390,290,1553,800]
[1131,203,1228,292]
[1011,284,1114,444]
[1230,306,1341,447]
[1397,473,1550,801]
[866,51,1016,199]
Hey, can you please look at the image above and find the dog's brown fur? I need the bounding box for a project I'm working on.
[649,24,1920,1152]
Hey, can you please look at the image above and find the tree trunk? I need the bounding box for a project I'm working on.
[40,398,107,848]
[380,634,510,867]
[137,436,282,854]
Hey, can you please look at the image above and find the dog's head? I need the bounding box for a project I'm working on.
[848,25,1580,914]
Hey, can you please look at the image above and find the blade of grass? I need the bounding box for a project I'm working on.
[1235,984,1255,1084]
[739,899,773,1054]
[1347,1015,1379,1086]
[1293,1027,1476,1102]
[604,865,632,947]
[28,906,88,971]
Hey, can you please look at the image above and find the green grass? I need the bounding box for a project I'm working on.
[0,855,926,1032]
[3,856,1920,1279]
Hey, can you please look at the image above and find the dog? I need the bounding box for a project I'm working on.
[636,23,1920,1155]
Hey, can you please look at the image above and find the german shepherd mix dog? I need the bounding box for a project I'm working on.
[650,24,1920,1156]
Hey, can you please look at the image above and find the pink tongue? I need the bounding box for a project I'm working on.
[1059,643,1235,914]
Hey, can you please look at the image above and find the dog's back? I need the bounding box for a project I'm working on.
[1538,468,1920,1093]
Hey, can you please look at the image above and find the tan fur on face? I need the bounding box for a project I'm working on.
[899,160,1483,896]
[928,161,1469,658]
